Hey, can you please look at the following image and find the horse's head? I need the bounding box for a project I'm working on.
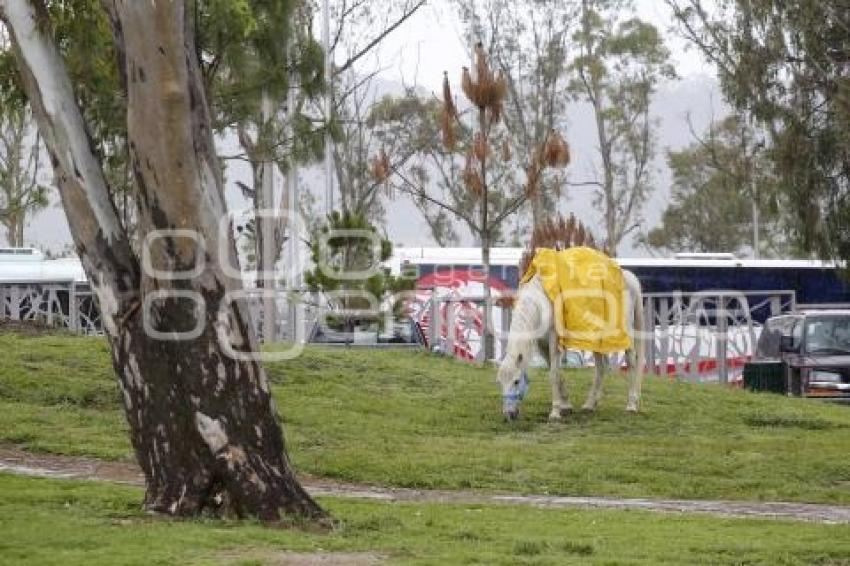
[496,276,550,421]
[497,351,531,421]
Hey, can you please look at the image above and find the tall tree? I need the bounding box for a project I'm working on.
[382,91,484,247]
[0,0,324,522]
[0,0,133,234]
[457,0,576,227]
[569,0,675,254]
[0,103,48,247]
[0,0,325,254]
[644,115,788,256]
[331,84,434,225]
[321,0,427,221]
[198,0,326,341]
[385,45,571,360]
[667,0,850,261]
[219,0,425,338]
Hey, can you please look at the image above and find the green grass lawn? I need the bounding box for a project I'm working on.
[2,473,849,565]
[2,332,850,504]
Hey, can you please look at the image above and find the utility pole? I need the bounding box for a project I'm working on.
[322,0,334,216]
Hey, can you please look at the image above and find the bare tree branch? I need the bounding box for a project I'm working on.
[334,0,426,77]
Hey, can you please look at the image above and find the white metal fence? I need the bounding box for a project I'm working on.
[0,282,101,334]
[414,289,797,383]
[0,281,798,383]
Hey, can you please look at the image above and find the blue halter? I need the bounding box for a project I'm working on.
[503,370,530,409]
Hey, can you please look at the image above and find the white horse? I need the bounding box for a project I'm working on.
[497,271,646,421]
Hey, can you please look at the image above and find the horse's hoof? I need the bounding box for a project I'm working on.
[548,411,563,423]
[625,405,639,413]
[581,404,596,412]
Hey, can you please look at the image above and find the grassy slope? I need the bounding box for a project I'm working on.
[2,473,850,566]
[1,332,850,504]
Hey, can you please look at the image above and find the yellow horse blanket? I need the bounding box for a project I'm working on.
[520,247,632,353]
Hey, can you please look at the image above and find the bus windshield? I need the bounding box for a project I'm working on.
[805,316,850,355]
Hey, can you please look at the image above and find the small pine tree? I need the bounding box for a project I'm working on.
[305,210,412,332]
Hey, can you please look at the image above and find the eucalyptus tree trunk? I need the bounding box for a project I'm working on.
[0,0,324,522]
[257,91,277,342]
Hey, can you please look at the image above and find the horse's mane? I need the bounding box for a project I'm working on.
[518,213,600,277]
[496,214,599,310]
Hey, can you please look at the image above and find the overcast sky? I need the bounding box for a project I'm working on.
[14,1,724,257]
[355,0,717,91]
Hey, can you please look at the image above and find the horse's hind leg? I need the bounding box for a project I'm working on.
[547,330,571,422]
[625,348,642,412]
[583,352,607,411]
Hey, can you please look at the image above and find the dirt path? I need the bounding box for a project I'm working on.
[1,446,849,524]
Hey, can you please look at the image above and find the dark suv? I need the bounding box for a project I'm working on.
[743,310,850,398]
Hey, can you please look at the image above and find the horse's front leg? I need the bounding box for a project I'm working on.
[547,330,571,422]
[583,352,607,411]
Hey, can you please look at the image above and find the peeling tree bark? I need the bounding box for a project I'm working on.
[0,0,325,522]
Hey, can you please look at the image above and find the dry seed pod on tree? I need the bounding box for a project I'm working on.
[369,149,391,184]
[543,130,571,168]
[462,43,508,111]
[461,66,475,106]
[523,130,571,198]
[441,72,458,152]
[442,71,457,120]
[501,139,511,162]
[473,132,488,162]
[462,151,484,197]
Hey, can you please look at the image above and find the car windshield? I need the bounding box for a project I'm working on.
[804,316,850,354]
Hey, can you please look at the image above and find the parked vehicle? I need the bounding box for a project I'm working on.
[309,317,426,348]
[743,310,850,398]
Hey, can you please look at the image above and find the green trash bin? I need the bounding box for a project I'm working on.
[743,361,787,394]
